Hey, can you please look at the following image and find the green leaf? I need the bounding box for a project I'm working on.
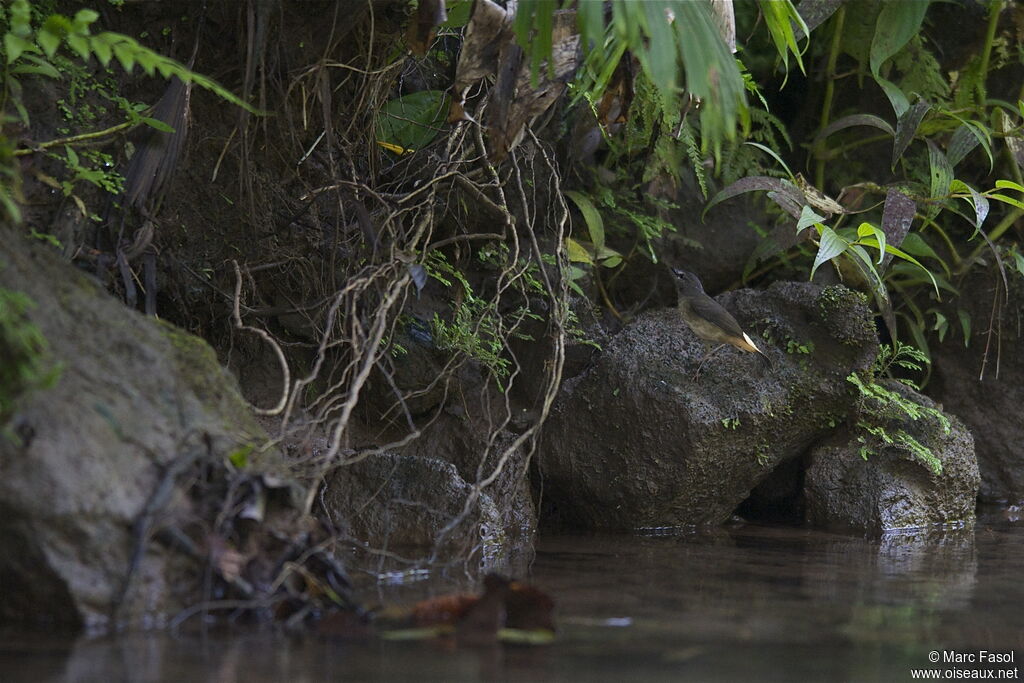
[856,222,887,264]
[987,194,1024,210]
[949,179,989,230]
[870,1,929,75]
[995,179,1024,194]
[899,232,940,261]
[112,41,136,72]
[375,89,449,152]
[758,0,809,77]
[565,237,594,264]
[4,32,37,62]
[745,141,796,179]
[66,32,90,61]
[957,308,971,347]
[141,117,175,133]
[11,53,61,78]
[811,226,849,280]
[72,9,100,29]
[927,140,952,201]
[564,190,605,253]
[869,1,929,116]
[797,205,826,233]
[90,34,112,66]
[704,176,803,218]
[37,27,61,59]
[9,0,33,37]
[814,114,895,143]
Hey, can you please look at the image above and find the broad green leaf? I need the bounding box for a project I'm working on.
[811,226,849,280]
[897,233,937,259]
[90,34,112,66]
[1011,249,1024,276]
[375,90,449,152]
[4,33,37,62]
[141,117,175,133]
[565,238,593,264]
[66,33,90,61]
[949,179,989,230]
[988,194,1024,211]
[112,41,136,72]
[37,27,61,59]
[995,179,1024,194]
[72,9,100,29]
[797,205,826,233]
[11,54,60,79]
[927,140,953,201]
[564,190,605,253]
[870,1,929,76]
[882,242,939,295]
[856,222,887,264]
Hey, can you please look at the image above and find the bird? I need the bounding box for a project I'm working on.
[672,268,773,376]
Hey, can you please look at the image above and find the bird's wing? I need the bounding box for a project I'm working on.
[688,295,746,338]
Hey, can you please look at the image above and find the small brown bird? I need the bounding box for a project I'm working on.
[672,269,773,375]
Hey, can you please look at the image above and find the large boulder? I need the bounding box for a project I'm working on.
[0,238,267,629]
[539,281,878,529]
[804,380,979,532]
[929,273,1024,504]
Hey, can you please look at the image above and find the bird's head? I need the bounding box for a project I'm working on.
[672,268,705,295]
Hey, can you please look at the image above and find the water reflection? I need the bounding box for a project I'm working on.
[2,516,1021,682]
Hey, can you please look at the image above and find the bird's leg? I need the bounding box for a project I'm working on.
[693,343,727,380]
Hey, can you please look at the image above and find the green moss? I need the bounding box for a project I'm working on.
[154,319,263,445]
[0,287,61,424]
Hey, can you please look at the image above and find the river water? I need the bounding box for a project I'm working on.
[2,514,1022,682]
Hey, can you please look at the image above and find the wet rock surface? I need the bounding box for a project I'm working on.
[322,446,533,568]
[539,281,879,529]
[804,381,980,532]
[0,239,267,629]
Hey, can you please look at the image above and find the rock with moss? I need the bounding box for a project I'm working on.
[539,281,878,529]
[322,449,532,570]
[0,238,268,630]
[804,380,979,532]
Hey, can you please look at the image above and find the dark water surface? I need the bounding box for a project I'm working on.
[3,516,1023,682]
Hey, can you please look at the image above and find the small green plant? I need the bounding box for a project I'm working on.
[0,0,257,223]
[847,342,950,475]
[721,417,741,430]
